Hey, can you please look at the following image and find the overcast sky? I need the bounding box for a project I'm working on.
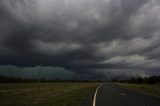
[0,0,160,80]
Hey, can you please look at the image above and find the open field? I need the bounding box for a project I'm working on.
[118,83,160,96]
[0,82,98,106]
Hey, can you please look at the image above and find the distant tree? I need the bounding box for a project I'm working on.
[119,76,160,84]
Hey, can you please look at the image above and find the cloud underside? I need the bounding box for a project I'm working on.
[0,0,160,79]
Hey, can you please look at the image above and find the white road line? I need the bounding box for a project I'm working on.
[93,84,102,106]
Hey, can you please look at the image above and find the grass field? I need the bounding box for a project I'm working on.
[119,83,160,96]
[0,82,98,106]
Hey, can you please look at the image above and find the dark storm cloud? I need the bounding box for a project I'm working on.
[0,65,80,80]
[0,0,160,79]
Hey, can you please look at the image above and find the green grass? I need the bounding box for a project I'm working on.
[0,83,98,106]
[118,83,160,96]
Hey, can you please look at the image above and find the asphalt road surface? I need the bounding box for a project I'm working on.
[81,83,160,106]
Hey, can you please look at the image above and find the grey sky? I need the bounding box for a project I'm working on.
[0,0,160,79]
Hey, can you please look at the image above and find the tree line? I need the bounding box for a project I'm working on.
[0,75,98,83]
[0,76,38,83]
[0,75,160,84]
[118,76,160,84]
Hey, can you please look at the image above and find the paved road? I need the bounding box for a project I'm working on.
[81,83,160,106]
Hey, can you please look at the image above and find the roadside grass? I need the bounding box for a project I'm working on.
[0,83,98,106]
[118,83,160,96]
